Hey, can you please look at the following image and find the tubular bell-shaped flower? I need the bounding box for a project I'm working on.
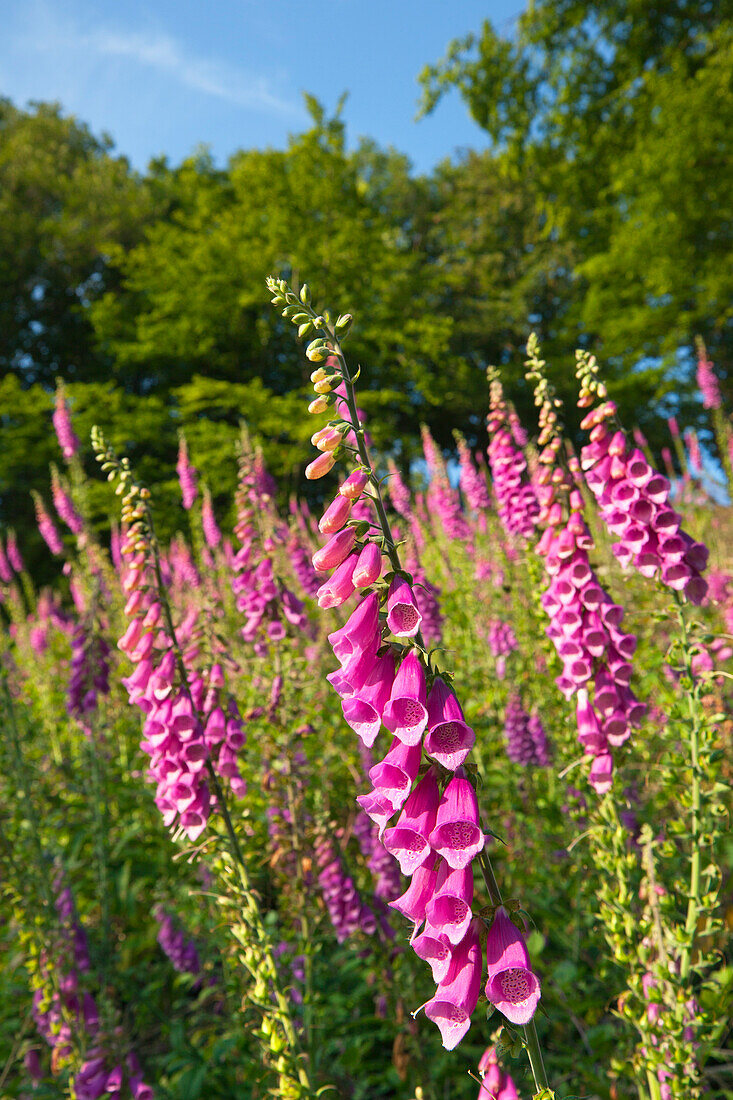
[428,772,487,870]
[484,906,541,1025]
[382,650,428,745]
[422,917,483,1050]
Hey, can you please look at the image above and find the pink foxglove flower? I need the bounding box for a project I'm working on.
[385,576,423,638]
[382,651,428,745]
[201,487,222,548]
[423,917,483,1050]
[428,772,486,870]
[369,737,422,812]
[6,534,24,573]
[312,527,358,571]
[696,343,722,410]
[383,767,440,875]
[425,862,473,946]
[33,493,63,555]
[328,592,380,664]
[305,450,336,480]
[484,906,541,1025]
[412,922,453,983]
[477,1047,520,1100]
[424,677,475,770]
[339,468,369,500]
[388,853,438,932]
[353,541,382,587]
[341,652,395,748]
[316,554,358,608]
[319,493,352,534]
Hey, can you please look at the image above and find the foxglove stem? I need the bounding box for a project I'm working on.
[318,326,428,650]
[477,848,550,1094]
[676,599,702,981]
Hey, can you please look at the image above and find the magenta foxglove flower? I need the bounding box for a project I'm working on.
[477,1047,519,1100]
[319,492,352,534]
[316,554,358,608]
[428,773,486,870]
[201,488,222,548]
[589,751,613,794]
[423,917,483,1050]
[328,591,379,664]
[369,737,422,811]
[388,853,438,931]
[353,541,382,587]
[382,651,428,745]
[6,534,24,573]
[355,788,396,835]
[339,468,369,500]
[385,576,423,638]
[484,906,541,1025]
[342,652,395,747]
[412,922,453,983]
[312,527,358,571]
[424,677,475,770]
[696,345,722,410]
[425,862,473,946]
[383,767,440,875]
[34,494,63,555]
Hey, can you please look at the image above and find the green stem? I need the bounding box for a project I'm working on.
[676,602,702,980]
[477,849,550,1093]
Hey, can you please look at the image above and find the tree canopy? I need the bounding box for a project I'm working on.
[418,2,732,387]
[0,24,730,571]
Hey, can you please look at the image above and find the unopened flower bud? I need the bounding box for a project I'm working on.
[308,395,334,414]
[305,452,336,480]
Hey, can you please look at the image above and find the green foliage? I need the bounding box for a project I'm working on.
[419,4,733,410]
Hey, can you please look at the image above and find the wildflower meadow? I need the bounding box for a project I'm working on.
[0,269,731,1100]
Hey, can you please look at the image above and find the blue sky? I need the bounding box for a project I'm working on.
[0,0,523,174]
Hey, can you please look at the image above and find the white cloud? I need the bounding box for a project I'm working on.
[84,26,299,116]
[14,2,301,119]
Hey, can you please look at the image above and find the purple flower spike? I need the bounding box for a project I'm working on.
[428,773,486,870]
[426,862,473,946]
[424,677,476,770]
[342,652,395,747]
[484,906,541,1025]
[386,576,423,638]
[382,651,428,746]
[423,917,483,1050]
[383,767,440,875]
